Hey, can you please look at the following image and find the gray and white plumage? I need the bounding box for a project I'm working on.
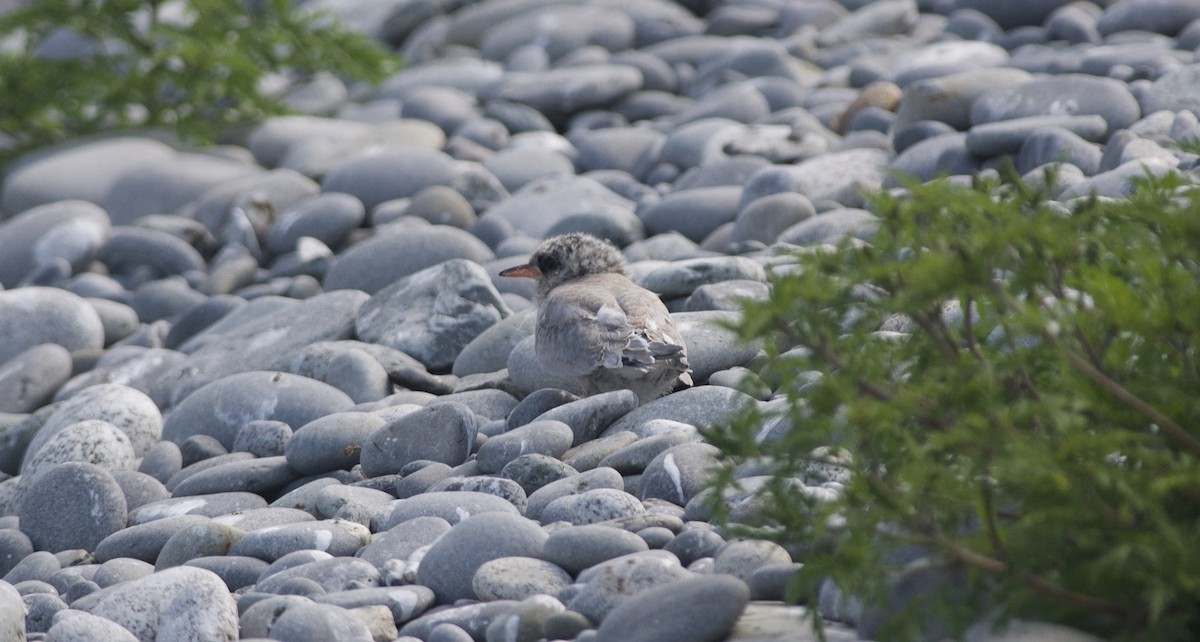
[501,233,692,403]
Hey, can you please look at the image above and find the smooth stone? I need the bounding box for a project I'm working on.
[356,516,452,570]
[714,539,793,583]
[285,412,387,475]
[452,308,536,378]
[791,148,888,208]
[473,556,572,601]
[1139,65,1200,119]
[664,525,726,567]
[480,175,634,239]
[0,200,110,289]
[965,115,1109,156]
[526,467,624,522]
[86,298,139,345]
[428,389,519,422]
[815,0,918,46]
[956,0,1074,29]
[315,484,395,520]
[405,185,478,230]
[1016,128,1103,176]
[93,515,210,564]
[166,289,368,404]
[675,82,771,126]
[163,371,356,450]
[637,257,765,299]
[483,594,565,642]
[541,488,647,526]
[483,147,576,193]
[98,226,206,279]
[427,476,528,514]
[237,594,311,638]
[211,507,316,532]
[265,192,365,254]
[185,555,270,592]
[45,609,141,642]
[233,420,293,458]
[971,74,1139,136]
[324,224,494,294]
[571,128,664,176]
[1059,157,1178,199]
[101,150,262,223]
[481,65,643,122]
[360,403,478,477]
[772,207,878,244]
[155,521,246,570]
[257,557,379,594]
[1,137,176,214]
[639,186,741,244]
[417,512,548,603]
[685,280,770,312]
[604,386,757,435]
[374,492,519,531]
[481,6,634,61]
[319,148,460,211]
[292,340,455,396]
[171,456,299,497]
[594,574,749,642]
[128,493,267,525]
[542,524,650,574]
[890,40,1008,86]
[1097,0,1200,36]
[0,287,104,366]
[532,390,640,447]
[599,431,693,474]
[23,591,67,632]
[18,462,126,553]
[562,432,640,473]
[163,294,245,350]
[84,566,237,642]
[500,454,578,496]
[228,519,371,562]
[476,420,575,474]
[0,344,72,414]
[1099,131,1178,172]
[566,550,690,622]
[640,443,722,506]
[730,193,815,247]
[0,529,34,577]
[401,86,480,134]
[887,133,979,184]
[506,388,579,430]
[355,258,510,370]
[392,462,454,500]
[19,419,136,488]
[398,600,520,641]
[52,346,187,411]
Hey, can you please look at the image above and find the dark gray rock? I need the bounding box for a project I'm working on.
[640,186,741,244]
[417,511,548,603]
[965,115,1108,157]
[265,192,366,254]
[480,175,634,239]
[532,390,640,447]
[1016,128,1104,175]
[233,420,293,458]
[685,280,770,312]
[18,462,127,553]
[185,555,269,592]
[320,148,460,210]
[154,521,246,570]
[1139,64,1200,117]
[640,443,722,506]
[285,412,386,475]
[542,524,649,574]
[99,226,206,280]
[92,515,210,564]
[500,454,579,495]
[476,420,575,474]
[171,456,299,497]
[605,386,757,435]
[360,403,478,477]
[355,515,451,570]
[316,585,436,624]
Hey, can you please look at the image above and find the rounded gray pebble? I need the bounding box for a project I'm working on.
[18,462,127,553]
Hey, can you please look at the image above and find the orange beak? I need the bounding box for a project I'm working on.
[499,264,541,279]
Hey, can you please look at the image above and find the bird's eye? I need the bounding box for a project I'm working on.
[536,253,561,274]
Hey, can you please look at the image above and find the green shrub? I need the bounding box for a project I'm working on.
[708,170,1200,640]
[0,0,398,157]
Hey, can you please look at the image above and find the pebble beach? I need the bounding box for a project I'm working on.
[2,0,1199,640]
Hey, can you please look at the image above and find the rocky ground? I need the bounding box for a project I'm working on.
[2,0,1199,640]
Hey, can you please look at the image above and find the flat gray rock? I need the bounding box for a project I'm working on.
[324,224,494,294]
[356,516,452,570]
[481,65,643,122]
[475,420,574,474]
[640,442,722,506]
[605,386,758,435]
[163,371,355,449]
[228,519,370,562]
[0,344,72,414]
[971,74,1139,136]
[374,491,519,531]
[265,192,366,254]
[480,175,634,239]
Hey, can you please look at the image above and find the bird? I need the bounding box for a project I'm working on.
[500,233,692,404]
